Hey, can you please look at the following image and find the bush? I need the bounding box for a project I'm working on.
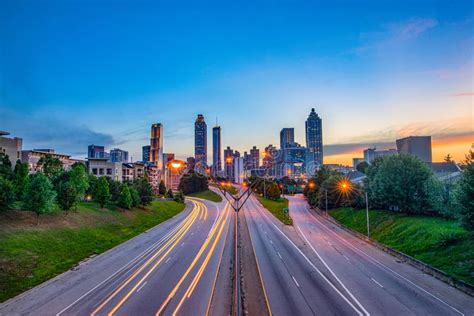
[166,189,174,199]
[0,177,15,212]
[159,180,167,196]
[174,190,185,203]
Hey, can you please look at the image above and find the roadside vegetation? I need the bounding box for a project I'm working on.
[179,170,222,202]
[188,189,222,202]
[303,150,474,285]
[331,208,474,285]
[257,196,292,225]
[0,200,185,302]
[0,152,187,302]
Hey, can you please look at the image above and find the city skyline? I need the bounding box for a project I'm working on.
[1,1,472,164]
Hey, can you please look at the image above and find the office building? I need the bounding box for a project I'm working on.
[194,114,207,172]
[88,145,105,158]
[0,131,22,166]
[396,136,432,163]
[280,128,295,149]
[186,157,196,171]
[224,146,234,180]
[163,153,175,166]
[305,108,323,168]
[363,148,397,164]
[166,160,187,190]
[150,123,164,169]
[352,158,365,169]
[212,126,222,176]
[87,157,122,181]
[249,146,260,170]
[110,148,129,163]
[234,157,245,184]
[22,149,84,174]
[142,145,150,162]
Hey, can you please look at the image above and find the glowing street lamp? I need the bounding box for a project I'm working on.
[170,161,183,169]
[308,181,315,189]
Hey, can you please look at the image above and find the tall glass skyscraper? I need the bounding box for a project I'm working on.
[150,123,163,169]
[194,114,207,172]
[212,126,221,176]
[280,128,295,149]
[305,108,323,169]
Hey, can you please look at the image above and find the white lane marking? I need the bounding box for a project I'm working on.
[371,278,383,288]
[253,201,364,316]
[343,254,350,261]
[269,239,273,244]
[296,226,370,316]
[292,275,300,287]
[181,242,185,247]
[305,206,465,316]
[191,232,194,236]
[56,206,194,316]
[136,281,148,293]
[165,257,171,264]
[277,252,282,259]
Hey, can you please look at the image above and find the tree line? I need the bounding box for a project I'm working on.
[0,153,184,223]
[303,151,474,231]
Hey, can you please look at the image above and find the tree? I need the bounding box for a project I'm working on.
[37,154,63,179]
[12,160,29,200]
[178,170,209,194]
[365,155,436,214]
[159,180,167,196]
[95,177,111,208]
[118,184,133,209]
[130,187,141,207]
[356,161,369,174]
[86,174,98,199]
[454,155,474,230]
[68,163,89,200]
[107,178,122,202]
[0,153,12,179]
[174,190,185,203]
[24,173,57,223]
[266,182,281,200]
[0,177,15,212]
[166,189,174,199]
[444,154,453,163]
[57,181,77,211]
[134,178,154,206]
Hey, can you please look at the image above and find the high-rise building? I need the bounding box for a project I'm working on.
[396,136,432,163]
[224,146,234,180]
[150,123,164,169]
[280,128,295,149]
[249,146,260,169]
[234,157,245,184]
[110,148,129,163]
[212,126,222,176]
[88,144,105,158]
[305,108,323,169]
[0,131,22,166]
[194,114,207,172]
[142,145,150,162]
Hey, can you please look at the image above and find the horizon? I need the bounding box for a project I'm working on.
[1,1,473,165]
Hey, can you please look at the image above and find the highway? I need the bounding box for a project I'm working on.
[0,197,231,316]
[244,193,474,316]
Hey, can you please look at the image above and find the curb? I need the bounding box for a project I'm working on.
[310,206,474,297]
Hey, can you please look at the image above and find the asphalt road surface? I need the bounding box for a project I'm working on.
[244,193,474,316]
[0,197,231,316]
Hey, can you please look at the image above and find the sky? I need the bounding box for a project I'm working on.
[1,0,473,165]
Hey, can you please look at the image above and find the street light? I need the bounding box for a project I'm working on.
[338,179,370,238]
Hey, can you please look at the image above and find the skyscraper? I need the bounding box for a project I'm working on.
[88,145,105,158]
[150,123,164,169]
[110,148,129,163]
[305,108,323,169]
[280,128,295,149]
[249,146,260,169]
[194,114,207,172]
[142,145,150,162]
[212,126,222,176]
[224,146,234,180]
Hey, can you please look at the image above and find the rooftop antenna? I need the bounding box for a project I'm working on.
[216,116,218,127]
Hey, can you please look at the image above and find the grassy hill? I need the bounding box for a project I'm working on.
[331,208,474,285]
[257,196,292,225]
[0,201,185,302]
[187,189,223,202]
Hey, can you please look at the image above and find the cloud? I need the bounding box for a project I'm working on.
[355,17,438,54]
[451,92,474,97]
[0,108,115,158]
[325,117,473,156]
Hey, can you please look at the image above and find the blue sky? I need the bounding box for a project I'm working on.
[1,1,472,163]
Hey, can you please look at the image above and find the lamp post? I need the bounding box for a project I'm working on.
[338,179,370,238]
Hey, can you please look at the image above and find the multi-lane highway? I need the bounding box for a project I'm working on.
[244,193,474,316]
[0,197,232,316]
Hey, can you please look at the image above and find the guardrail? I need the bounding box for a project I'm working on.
[311,206,474,297]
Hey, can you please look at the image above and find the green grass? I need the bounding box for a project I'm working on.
[0,201,185,302]
[223,185,238,195]
[330,208,474,285]
[187,189,223,202]
[257,196,292,225]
